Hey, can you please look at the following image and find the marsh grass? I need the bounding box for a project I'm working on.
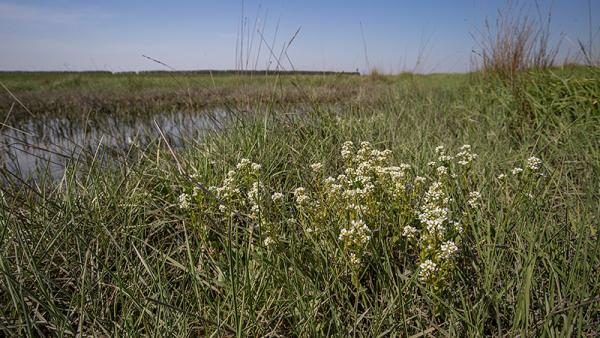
[0,72,368,123]
[1,67,599,336]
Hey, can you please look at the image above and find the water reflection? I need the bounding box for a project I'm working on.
[0,109,228,180]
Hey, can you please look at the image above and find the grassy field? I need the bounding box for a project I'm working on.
[0,71,376,122]
[1,67,599,336]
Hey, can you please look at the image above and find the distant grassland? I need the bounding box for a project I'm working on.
[0,70,470,121]
[0,70,360,93]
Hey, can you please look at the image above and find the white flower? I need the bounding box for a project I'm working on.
[348,203,367,214]
[357,142,373,161]
[336,174,348,183]
[293,187,310,207]
[372,149,392,162]
[402,225,418,239]
[236,158,251,170]
[263,236,275,247]
[440,241,458,259]
[192,186,201,197]
[419,207,449,234]
[296,195,309,205]
[512,167,523,175]
[248,182,261,200]
[418,260,438,282]
[338,219,371,247]
[427,161,437,167]
[497,173,507,180]
[251,163,262,172]
[341,141,354,160]
[310,162,323,172]
[271,192,284,203]
[218,204,227,212]
[451,220,463,234]
[436,166,448,175]
[455,145,478,165]
[414,176,426,184]
[178,193,190,209]
[418,181,449,235]
[468,191,481,198]
[467,191,481,208]
[325,182,343,197]
[527,156,541,170]
[349,252,361,266]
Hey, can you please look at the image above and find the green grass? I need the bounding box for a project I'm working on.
[0,71,378,123]
[1,69,599,336]
[0,71,357,92]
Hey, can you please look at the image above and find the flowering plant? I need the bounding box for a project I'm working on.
[178,142,545,295]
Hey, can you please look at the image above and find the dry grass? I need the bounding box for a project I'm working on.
[474,1,561,81]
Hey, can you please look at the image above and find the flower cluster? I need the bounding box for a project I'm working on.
[247,181,263,219]
[439,240,459,259]
[418,181,450,234]
[329,142,402,204]
[339,219,372,266]
[497,156,543,181]
[315,141,403,265]
[400,145,484,286]
[467,191,481,208]
[178,193,191,209]
[297,142,479,280]
[418,260,438,282]
[271,192,284,204]
[435,145,453,162]
[455,144,478,166]
[207,158,263,220]
[293,187,310,208]
[527,156,542,171]
[179,142,544,292]
[310,162,323,172]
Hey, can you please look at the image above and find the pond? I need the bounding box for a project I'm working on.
[0,109,228,180]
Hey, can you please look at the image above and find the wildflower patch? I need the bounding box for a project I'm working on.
[178,141,545,293]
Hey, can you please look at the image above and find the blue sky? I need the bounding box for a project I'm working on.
[0,1,596,73]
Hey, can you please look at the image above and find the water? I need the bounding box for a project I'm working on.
[0,109,228,180]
